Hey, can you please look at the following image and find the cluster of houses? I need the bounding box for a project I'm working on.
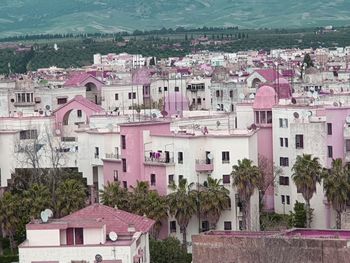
[2,47,350,262]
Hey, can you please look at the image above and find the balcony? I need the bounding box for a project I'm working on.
[144,156,175,166]
[195,159,214,172]
[105,153,120,160]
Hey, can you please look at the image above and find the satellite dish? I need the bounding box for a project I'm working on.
[174,128,179,134]
[293,112,299,119]
[45,105,50,110]
[44,209,53,218]
[41,211,49,223]
[340,99,345,105]
[207,153,214,160]
[307,91,312,97]
[312,92,318,99]
[216,120,221,127]
[152,113,157,118]
[310,87,315,92]
[330,89,334,95]
[161,110,168,117]
[239,93,245,100]
[302,110,308,118]
[291,98,297,104]
[249,94,255,99]
[333,102,339,107]
[95,254,103,263]
[109,231,118,242]
[346,116,350,124]
[307,111,312,117]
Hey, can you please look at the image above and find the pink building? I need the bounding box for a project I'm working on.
[19,204,155,263]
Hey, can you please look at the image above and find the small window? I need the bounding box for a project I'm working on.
[328,146,333,158]
[267,111,272,124]
[178,152,183,164]
[168,174,174,184]
[94,147,99,158]
[346,139,350,152]
[255,111,260,124]
[202,221,209,232]
[122,159,127,172]
[223,174,230,184]
[113,170,118,181]
[281,195,285,204]
[77,110,82,118]
[285,138,288,147]
[121,135,126,149]
[164,87,168,91]
[280,138,284,147]
[224,221,232,230]
[175,86,179,92]
[178,175,183,183]
[122,181,127,189]
[158,87,162,93]
[229,90,233,98]
[170,221,176,233]
[280,157,289,167]
[115,93,119,100]
[286,195,290,205]
[150,174,156,186]
[57,98,67,104]
[295,134,304,149]
[279,176,289,186]
[222,151,230,163]
[327,123,332,135]
[74,228,84,245]
[216,90,220,97]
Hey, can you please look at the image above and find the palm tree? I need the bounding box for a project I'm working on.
[292,154,322,228]
[199,176,230,230]
[129,181,150,215]
[56,179,87,217]
[100,181,130,211]
[23,183,51,219]
[145,191,168,239]
[0,192,20,253]
[231,158,262,230]
[322,159,350,229]
[167,178,197,250]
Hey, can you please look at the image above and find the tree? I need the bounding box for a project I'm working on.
[23,184,51,219]
[0,192,21,253]
[146,191,168,239]
[150,237,192,263]
[292,154,322,228]
[231,158,262,230]
[199,176,230,230]
[289,201,307,228]
[303,53,314,68]
[129,181,151,215]
[55,179,87,217]
[322,158,350,229]
[99,181,129,211]
[167,178,197,249]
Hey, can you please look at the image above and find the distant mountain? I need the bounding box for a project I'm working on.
[1,0,350,37]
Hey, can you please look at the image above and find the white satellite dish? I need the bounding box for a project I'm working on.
[239,93,245,100]
[109,231,118,242]
[249,94,255,99]
[307,91,312,97]
[340,99,345,105]
[307,111,312,117]
[346,116,350,124]
[312,92,318,99]
[44,208,53,218]
[174,128,179,134]
[302,110,308,118]
[207,153,214,160]
[41,211,49,223]
[333,102,339,107]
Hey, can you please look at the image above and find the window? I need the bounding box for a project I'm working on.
[285,138,288,147]
[279,118,288,128]
[223,174,230,184]
[201,221,209,232]
[216,90,220,97]
[57,98,67,104]
[128,92,136,99]
[280,138,284,147]
[346,139,350,152]
[113,170,118,181]
[260,111,266,124]
[222,151,230,163]
[170,221,176,233]
[94,147,99,158]
[178,152,183,164]
[295,134,304,149]
[122,181,127,189]
[229,90,234,98]
[197,98,202,104]
[175,86,179,92]
[267,111,272,124]
[115,93,119,100]
[164,87,168,91]
[224,221,232,230]
[328,146,333,158]
[75,228,84,245]
[77,110,82,118]
[122,158,127,172]
[168,174,174,184]
[286,195,290,205]
[280,157,289,167]
[15,92,34,103]
[121,135,126,149]
[19,129,38,140]
[255,111,260,124]
[281,195,285,204]
[158,87,162,93]
[150,174,156,186]
[327,123,332,135]
[178,175,183,183]
[279,176,289,186]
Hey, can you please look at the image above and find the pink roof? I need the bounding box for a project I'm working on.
[132,69,151,85]
[53,95,104,114]
[253,85,277,109]
[255,69,281,82]
[62,204,155,234]
[64,73,103,86]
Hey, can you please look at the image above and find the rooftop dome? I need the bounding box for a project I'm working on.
[253,85,277,109]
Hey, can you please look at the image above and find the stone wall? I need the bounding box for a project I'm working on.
[192,234,350,263]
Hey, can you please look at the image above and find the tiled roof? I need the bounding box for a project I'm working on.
[52,95,104,113]
[62,204,155,234]
[64,73,103,86]
[255,69,281,82]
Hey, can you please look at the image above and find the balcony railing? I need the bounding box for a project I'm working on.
[195,159,214,172]
[105,153,121,160]
[144,156,174,165]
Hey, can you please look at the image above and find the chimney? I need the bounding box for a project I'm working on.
[128,224,136,233]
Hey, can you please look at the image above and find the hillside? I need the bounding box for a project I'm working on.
[1,0,350,37]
